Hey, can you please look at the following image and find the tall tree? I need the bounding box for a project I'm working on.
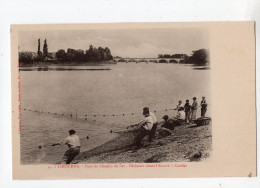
[37,39,41,56]
[98,47,105,60]
[85,45,95,61]
[43,39,48,58]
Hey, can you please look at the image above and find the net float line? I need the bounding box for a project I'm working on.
[22,107,178,119]
[23,104,210,123]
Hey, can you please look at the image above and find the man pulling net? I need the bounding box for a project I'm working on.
[52,129,81,164]
[130,107,158,149]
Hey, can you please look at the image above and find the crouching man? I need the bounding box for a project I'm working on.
[161,115,174,130]
[52,129,81,164]
[158,115,173,137]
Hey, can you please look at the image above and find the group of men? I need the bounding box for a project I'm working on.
[53,96,208,163]
[174,96,208,124]
[132,96,208,149]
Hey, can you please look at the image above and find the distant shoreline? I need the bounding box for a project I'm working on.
[19,60,116,67]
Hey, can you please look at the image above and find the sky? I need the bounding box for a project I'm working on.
[19,28,209,58]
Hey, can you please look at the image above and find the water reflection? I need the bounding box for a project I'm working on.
[19,67,111,71]
[193,67,210,70]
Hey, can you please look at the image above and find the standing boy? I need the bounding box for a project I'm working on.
[184,99,192,124]
[200,96,207,117]
[191,97,198,123]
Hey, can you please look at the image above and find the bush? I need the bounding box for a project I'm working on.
[188,49,209,65]
[19,52,34,64]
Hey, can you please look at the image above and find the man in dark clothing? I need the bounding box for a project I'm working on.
[158,115,173,137]
[200,96,207,117]
[184,100,192,124]
[161,115,174,130]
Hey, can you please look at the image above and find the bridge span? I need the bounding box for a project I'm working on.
[113,57,184,63]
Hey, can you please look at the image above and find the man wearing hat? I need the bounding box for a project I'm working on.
[191,97,198,123]
[200,96,207,117]
[157,115,173,137]
[184,100,192,123]
[52,129,81,164]
[135,107,157,148]
[174,100,183,111]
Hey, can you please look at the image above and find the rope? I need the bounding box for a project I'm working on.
[38,129,119,149]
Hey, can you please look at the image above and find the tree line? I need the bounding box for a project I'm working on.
[19,39,113,64]
[158,49,209,65]
[55,45,113,62]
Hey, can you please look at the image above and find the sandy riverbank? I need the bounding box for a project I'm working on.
[74,120,212,163]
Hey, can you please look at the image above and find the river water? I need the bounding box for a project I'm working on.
[20,62,210,164]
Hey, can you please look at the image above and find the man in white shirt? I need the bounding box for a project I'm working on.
[176,107,185,120]
[149,110,158,141]
[134,107,157,148]
[52,129,81,164]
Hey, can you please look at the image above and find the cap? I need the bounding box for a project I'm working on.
[69,129,76,134]
[162,115,169,120]
[186,99,189,102]
[193,97,197,100]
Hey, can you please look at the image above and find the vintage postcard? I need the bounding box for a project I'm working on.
[11,22,256,179]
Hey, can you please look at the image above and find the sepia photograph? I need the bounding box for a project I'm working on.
[18,27,211,165]
[11,22,256,179]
